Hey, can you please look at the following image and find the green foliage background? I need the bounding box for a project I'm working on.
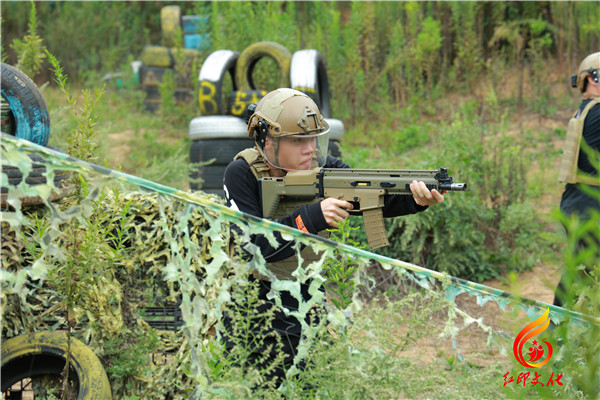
[2,1,599,121]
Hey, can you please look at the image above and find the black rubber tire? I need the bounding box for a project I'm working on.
[190,138,254,167]
[226,90,267,118]
[1,331,112,399]
[290,49,331,118]
[1,63,50,146]
[198,50,240,116]
[197,165,226,188]
[189,164,226,192]
[235,41,292,91]
[325,118,345,142]
[142,100,160,114]
[174,88,193,104]
[329,139,342,159]
[187,115,250,192]
[189,138,253,192]
[1,142,71,208]
[325,118,344,160]
[160,5,182,48]
[2,148,69,186]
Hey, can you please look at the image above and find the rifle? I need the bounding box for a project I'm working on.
[259,167,467,249]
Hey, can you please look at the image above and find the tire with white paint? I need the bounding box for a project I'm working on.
[198,50,240,116]
[188,115,248,141]
[290,49,331,118]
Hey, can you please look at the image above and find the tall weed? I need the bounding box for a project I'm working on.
[9,1,46,79]
[207,277,285,397]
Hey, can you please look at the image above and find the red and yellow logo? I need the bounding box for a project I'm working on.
[513,308,553,368]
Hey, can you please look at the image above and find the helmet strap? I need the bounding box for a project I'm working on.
[256,125,284,174]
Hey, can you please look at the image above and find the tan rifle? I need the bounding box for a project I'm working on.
[260,167,467,249]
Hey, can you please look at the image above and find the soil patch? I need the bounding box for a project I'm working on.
[106,130,133,168]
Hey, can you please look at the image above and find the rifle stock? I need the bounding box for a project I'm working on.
[259,167,467,249]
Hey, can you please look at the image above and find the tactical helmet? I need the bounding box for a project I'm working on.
[573,52,600,91]
[247,88,330,170]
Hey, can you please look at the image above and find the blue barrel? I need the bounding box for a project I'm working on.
[182,15,209,34]
[184,33,211,51]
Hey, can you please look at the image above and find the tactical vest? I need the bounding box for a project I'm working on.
[558,98,600,185]
[234,148,329,280]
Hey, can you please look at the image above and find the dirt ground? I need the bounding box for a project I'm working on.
[383,264,564,380]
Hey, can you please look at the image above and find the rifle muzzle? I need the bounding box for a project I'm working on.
[440,183,467,191]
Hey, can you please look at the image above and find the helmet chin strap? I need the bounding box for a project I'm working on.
[257,139,287,176]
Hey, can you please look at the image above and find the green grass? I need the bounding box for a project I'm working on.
[42,85,193,190]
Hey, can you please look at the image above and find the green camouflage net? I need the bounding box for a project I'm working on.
[1,135,598,398]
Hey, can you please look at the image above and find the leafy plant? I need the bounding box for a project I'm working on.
[19,54,130,400]
[9,1,46,79]
[207,276,285,396]
[104,330,159,384]
[157,68,176,115]
[323,218,366,311]
[46,50,105,199]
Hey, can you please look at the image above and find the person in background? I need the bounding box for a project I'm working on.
[555,52,600,308]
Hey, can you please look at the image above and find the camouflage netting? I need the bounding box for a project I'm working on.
[1,136,598,398]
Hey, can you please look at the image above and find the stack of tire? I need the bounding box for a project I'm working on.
[190,42,345,198]
[1,63,71,208]
[139,6,209,113]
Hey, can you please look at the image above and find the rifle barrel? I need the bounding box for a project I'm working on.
[440,183,467,191]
